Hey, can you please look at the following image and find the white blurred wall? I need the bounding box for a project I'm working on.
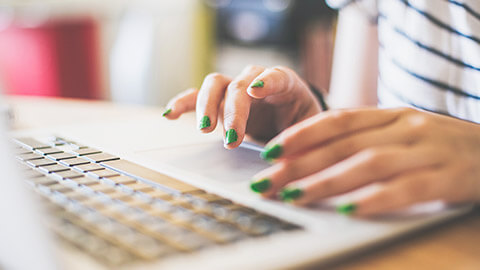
[0,0,210,106]
[109,0,204,106]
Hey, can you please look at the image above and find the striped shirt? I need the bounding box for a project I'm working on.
[326,0,480,123]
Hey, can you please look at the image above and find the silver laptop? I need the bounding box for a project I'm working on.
[0,101,473,270]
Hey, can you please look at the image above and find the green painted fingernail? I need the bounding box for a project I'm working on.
[260,144,283,160]
[251,80,264,88]
[250,178,271,193]
[199,116,211,129]
[280,187,303,202]
[336,203,357,215]
[162,108,172,117]
[225,129,238,145]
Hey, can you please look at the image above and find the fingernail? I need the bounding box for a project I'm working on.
[336,203,357,215]
[260,144,283,160]
[250,178,271,193]
[225,129,238,145]
[199,116,211,129]
[250,80,264,88]
[162,108,172,117]
[280,187,303,202]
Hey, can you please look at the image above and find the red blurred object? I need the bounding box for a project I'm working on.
[0,18,101,99]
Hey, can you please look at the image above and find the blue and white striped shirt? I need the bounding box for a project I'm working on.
[327,0,480,123]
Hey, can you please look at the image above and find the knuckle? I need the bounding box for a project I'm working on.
[399,107,417,115]
[406,114,431,136]
[205,72,225,82]
[359,149,389,171]
[227,80,249,92]
[402,180,424,199]
[223,110,236,124]
[280,160,300,180]
[329,110,354,125]
[271,65,290,73]
[243,64,264,73]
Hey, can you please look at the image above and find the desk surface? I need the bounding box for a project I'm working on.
[6,96,480,270]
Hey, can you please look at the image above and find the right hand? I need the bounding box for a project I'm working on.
[163,65,322,149]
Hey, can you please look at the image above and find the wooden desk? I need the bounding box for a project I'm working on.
[6,96,480,270]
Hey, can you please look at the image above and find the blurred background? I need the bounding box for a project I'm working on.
[0,0,336,106]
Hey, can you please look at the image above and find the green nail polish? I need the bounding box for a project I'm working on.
[260,144,283,160]
[162,108,172,117]
[250,178,271,193]
[336,203,357,215]
[225,129,238,145]
[199,116,211,129]
[251,80,264,88]
[280,187,303,202]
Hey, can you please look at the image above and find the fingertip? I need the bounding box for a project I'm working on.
[247,80,268,99]
[336,202,358,216]
[162,108,172,117]
[246,87,265,99]
[163,108,182,120]
[198,115,215,133]
[260,144,283,161]
[223,128,244,149]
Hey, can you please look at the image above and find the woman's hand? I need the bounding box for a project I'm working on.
[251,107,480,217]
[163,65,322,148]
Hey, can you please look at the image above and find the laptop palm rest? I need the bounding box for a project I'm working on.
[136,141,270,184]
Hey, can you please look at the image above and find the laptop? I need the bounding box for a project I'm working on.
[0,98,473,270]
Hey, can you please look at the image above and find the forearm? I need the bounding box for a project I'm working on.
[328,5,379,109]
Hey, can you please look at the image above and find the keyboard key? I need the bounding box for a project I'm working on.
[38,164,70,174]
[108,175,137,185]
[17,152,43,161]
[83,153,120,163]
[48,152,77,161]
[89,184,116,194]
[143,189,175,201]
[23,169,45,179]
[119,182,155,194]
[27,158,57,168]
[49,184,75,193]
[187,193,231,206]
[103,160,202,194]
[60,158,90,167]
[73,177,100,186]
[14,137,50,150]
[74,163,105,173]
[14,148,33,155]
[128,236,173,258]
[108,192,132,202]
[72,148,102,156]
[32,176,58,186]
[88,169,120,179]
[54,170,84,179]
[36,148,63,155]
[247,216,282,236]
[67,193,91,202]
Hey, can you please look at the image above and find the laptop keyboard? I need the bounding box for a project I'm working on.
[12,136,300,266]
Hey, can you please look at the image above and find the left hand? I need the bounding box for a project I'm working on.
[251,107,480,217]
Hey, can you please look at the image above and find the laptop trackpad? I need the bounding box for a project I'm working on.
[137,141,270,183]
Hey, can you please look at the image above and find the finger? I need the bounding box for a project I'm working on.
[196,73,232,133]
[164,88,198,120]
[284,145,442,205]
[261,108,403,160]
[351,169,445,217]
[246,66,307,102]
[250,123,415,197]
[223,65,265,149]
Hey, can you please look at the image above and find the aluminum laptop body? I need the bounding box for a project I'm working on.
[4,102,472,270]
